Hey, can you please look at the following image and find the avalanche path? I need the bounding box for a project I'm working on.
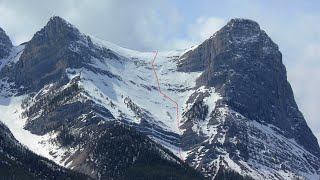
[151,51,184,161]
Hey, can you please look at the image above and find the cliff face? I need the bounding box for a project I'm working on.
[178,19,319,158]
[177,19,320,179]
[0,16,118,93]
[0,27,12,59]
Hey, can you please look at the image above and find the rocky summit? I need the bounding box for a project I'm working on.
[0,16,319,180]
[179,18,320,179]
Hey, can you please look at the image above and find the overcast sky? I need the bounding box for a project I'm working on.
[0,0,319,144]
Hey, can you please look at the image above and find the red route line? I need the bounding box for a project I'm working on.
[151,51,184,161]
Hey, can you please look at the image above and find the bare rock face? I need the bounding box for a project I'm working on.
[179,18,320,157]
[0,27,13,59]
[0,16,84,92]
[1,16,118,93]
[178,19,320,179]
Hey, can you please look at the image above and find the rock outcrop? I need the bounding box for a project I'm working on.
[0,27,12,59]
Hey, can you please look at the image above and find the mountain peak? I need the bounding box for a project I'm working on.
[178,18,276,72]
[1,15,107,93]
[224,18,261,32]
[24,16,82,47]
[220,18,263,44]
[36,16,80,41]
[0,27,13,59]
[178,18,320,158]
[49,15,67,22]
[228,18,260,27]
[47,16,76,29]
[0,16,85,93]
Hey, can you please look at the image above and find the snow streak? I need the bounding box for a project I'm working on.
[151,51,184,161]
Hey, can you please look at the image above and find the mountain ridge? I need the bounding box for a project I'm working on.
[0,16,319,180]
[178,18,320,158]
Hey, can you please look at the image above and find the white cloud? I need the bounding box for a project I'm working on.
[188,17,226,41]
[0,0,184,51]
[167,17,226,49]
[0,5,31,44]
[0,0,227,51]
[270,15,320,146]
[287,43,320,145]
[305,43,320,60]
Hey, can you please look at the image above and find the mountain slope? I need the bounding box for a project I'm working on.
[0,120,91,179]
[0,16,319,180]
[0,17,205,179]
[178,19,320,179]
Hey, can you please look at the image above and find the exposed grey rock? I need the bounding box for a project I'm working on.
[0,16,120,93]
[0,27,13,59]
[22,78,114,136]
[178,18,320,179]
[179,18,320,158]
